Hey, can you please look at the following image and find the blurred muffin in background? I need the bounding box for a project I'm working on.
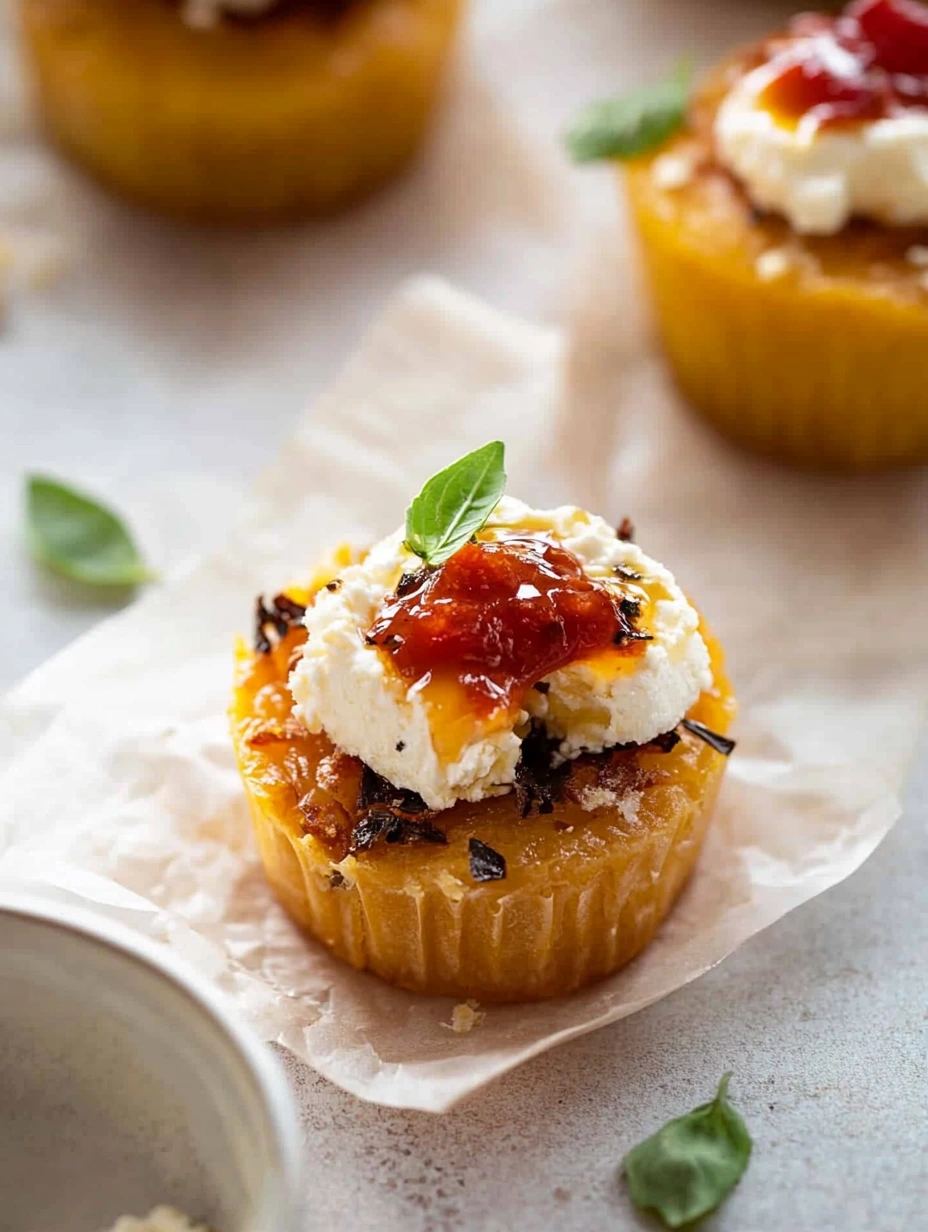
[18,0,464,223]
[569,0,928,471]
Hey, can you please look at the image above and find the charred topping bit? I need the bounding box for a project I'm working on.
[614,628,654,646]
[514,723,569,817]
[357,763,430,815]
[395,568,431,599]
[649,729,682,754]
[347,763,445,853]
[385,817,448,846]
[367,632,404,648]
[254,597,274,654]
[350,807,447,853]
[325,579,342,592]
[349,809,391,853]
[533,681,551,695]
[273,593,307,623]
[254,592,307,654]
[681,719,736,757]
[469,837,507,883]
[616,517,635,542]
[620,596,641,621]
[614,564,642,581]
[329,870,346,889]
[395,740,406,752]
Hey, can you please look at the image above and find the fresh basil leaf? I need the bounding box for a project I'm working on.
[566,67,690,163]
[404,442,506,568]
[623,1073,752,1228]
[26,474,154,588]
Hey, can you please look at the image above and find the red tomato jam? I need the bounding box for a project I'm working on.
[366,535,648,717]
[759,0,928,131]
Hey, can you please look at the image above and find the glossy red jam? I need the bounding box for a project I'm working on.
[366,536,646,716]
[759,0,928,131]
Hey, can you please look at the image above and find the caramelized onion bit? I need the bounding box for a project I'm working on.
[254,592,307,654]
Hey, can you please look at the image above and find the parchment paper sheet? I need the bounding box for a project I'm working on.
[1,270,927,1111]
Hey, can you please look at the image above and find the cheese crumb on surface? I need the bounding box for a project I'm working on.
[100,1208,211,1232]
[446,1000,486,1034]
[905,245,928,268]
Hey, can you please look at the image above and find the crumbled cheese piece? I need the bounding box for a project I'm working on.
[445,999,486,1034]
[580,786,642,820]
[579,785,617,812]
[100,1208,211,1232]
[619,790,642,823]
[330,854,358,888]
[315,753,343,795]
[436,868,467,902]
[906,245,928,268]
[651,151,697,191]
[755,248,794,282]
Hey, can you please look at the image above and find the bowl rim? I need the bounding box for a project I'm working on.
[0,891,302,1232]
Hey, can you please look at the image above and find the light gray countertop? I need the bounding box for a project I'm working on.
[2,0,925,1227]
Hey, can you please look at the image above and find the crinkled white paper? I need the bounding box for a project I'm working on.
[1,272,926,1111]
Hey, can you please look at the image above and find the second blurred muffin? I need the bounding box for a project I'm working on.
[18,0,464,223]
[569,1,928,471]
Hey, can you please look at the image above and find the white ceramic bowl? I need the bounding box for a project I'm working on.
[0,894,301,1232]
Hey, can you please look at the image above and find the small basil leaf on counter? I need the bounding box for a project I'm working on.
[26,475,154,587]
[405,441,506,568]
[623,1073,752,1228]
[566,66,690,163]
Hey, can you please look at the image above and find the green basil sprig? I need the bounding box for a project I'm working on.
[623,1073,752,1228]
[404,441,506,568]
[26,474,154,588]
[566,66,691,163]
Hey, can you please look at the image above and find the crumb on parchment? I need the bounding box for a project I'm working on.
[444,999,486,1034]
[100,1207,212,1232]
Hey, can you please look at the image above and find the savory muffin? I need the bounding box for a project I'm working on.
[230,444,736,1001]
[571,0,928,469]
[18,0,464,222]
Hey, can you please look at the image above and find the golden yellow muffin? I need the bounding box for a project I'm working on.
[623,48,928,471]
[18,0,464,222]
[229,566,735,1003]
